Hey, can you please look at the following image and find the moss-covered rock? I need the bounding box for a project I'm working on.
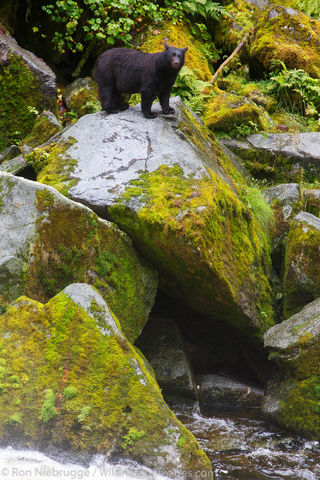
[263,297,320,439]
[23,111,62,148]
[141,22,212,81]
[0,172,157,342]
[283,212,320,318]
[0,283,212,478]
[0,29,57,151]
[203,92,270,136]
[249,5,320,78]
[29,98,275,342]
[222,132,320,182]
[63,78,100,118]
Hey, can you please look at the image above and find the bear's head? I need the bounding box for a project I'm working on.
[164,44,188,70]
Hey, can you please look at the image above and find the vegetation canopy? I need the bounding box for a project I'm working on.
[41,0,228,54]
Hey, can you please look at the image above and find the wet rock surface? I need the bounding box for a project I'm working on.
[136,314,196,399]
[198,374,264,409]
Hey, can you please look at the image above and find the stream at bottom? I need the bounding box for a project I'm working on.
[1,402,320,480]
[172,400,320,480]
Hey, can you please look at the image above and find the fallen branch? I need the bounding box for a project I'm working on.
[211,29,253,84]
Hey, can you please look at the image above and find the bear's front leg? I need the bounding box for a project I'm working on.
[159,91,175,115]
[141,92,157,119]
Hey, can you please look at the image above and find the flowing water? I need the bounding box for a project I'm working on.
[172,401,320,480]
[1,402,320,480]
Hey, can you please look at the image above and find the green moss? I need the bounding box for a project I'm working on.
[39,389,57,423]
[27,138,78,196]
[250,5,320,78]
[109,158,274,338]
[25,194,157,342]
[0,53,57,151]
[141,21,212,81]
[203,92,269,135]
[122,427,146,450]
[7,412,23,425]
[63,386,78,399]
[215,0,259,56]
[0,292,213,477]
[0,54,41,150]
[23,113,62,148]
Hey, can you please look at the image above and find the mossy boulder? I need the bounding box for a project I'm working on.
[263,297,320,439]
[0,29,57,151]
[217,75,277,114]
[63,78,100,118]
[249,5,320,78]
[203,92,270,136]
[283,212,320,318]
[141,22,212,81]
[23,111,62,148]
[29,97,275,342]
[0,283,212,478]
[222,133,320,182]
[0,173,157,342]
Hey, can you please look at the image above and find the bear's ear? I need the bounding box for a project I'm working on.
[164,43,170,50]
[183,47,188,53]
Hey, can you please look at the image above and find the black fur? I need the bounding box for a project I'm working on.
[94,44,188,119]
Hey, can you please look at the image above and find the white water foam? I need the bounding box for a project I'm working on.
[0,447,172,480]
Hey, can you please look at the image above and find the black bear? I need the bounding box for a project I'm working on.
[94,44,188,119]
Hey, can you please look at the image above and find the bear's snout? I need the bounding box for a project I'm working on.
[171,59,182,69]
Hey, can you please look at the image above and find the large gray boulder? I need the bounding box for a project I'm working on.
[263,297,320,438]
[223,133,320,182]
[0,172,157,341]
[28,97,276,342]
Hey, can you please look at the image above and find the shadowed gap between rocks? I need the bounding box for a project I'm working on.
[136,290,278,412]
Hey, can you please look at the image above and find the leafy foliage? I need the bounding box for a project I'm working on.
[181,0,229,21]
[41,0,227,54]
[42,0,163,53]
[172,65,213,114]
[266,62,320,115]
[293,0,320,19]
